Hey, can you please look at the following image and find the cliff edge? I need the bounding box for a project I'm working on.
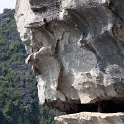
[15,0,124,123]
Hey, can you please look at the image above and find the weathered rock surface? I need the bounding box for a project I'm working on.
[55,112,124,124]
[15,0,124,123]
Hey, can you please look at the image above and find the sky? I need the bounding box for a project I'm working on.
[0,0,16,13]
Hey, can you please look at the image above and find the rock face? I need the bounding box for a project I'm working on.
[15,0,124,123]
[55,112,124,124]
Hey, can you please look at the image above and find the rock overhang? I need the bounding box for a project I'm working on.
[15,0,124,118]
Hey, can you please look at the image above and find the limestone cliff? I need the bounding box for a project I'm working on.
[15,0,124,123]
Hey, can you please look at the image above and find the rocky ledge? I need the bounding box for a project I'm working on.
[55,112,124,124]
[15,0,124,123]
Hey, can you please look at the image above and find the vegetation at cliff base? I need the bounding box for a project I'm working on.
[0,9,56,124]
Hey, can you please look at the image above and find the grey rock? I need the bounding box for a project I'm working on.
[55,112,124,124]
[15,0,124,123]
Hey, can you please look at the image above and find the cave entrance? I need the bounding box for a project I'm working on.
[47,99,124,114]
[76,99,124,114]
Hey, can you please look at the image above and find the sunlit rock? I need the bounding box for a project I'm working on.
[15,0,124,123]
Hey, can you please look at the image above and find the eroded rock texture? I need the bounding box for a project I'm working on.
[55,112,124,124]
[15,0,124,120]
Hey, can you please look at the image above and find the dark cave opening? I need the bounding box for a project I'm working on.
[47,99,124,114]
[76,100,124,114]
[77,103,98,113]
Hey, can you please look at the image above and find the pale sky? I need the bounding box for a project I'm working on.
[0,0,16,13]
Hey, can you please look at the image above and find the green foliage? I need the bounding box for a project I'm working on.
[0,9,56,124]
